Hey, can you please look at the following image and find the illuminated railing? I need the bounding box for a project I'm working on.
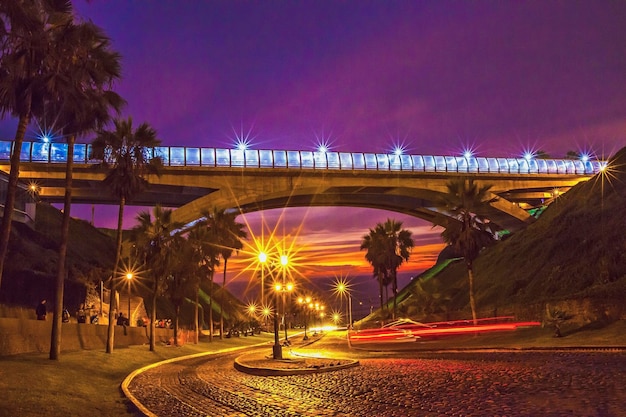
[0,140,604,175]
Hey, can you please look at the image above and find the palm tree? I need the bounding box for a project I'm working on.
[203,207,246,339]
[164,234,199,346]
[361,224,390,312]
[436,178,499,325]
[360,219,413,319]
[44,21,123,361]
[188,226,220,344]
[381,219,414,319]
[0,0,74,290]
[91,118,162,354]
[130,205,182,351]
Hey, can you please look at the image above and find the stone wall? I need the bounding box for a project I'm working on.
[0,318,177,356]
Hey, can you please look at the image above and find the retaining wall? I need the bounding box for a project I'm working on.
[0,318,176,356]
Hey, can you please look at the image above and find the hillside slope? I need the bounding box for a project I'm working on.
[400,146,626,321]
[0,203,116,310]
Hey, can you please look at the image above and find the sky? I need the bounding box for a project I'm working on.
[2,1,626,304]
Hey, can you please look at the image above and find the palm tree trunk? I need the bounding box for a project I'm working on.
[194,284,199,344]
[392,273,398,321]
[378,274,384,311]
[174,305,180,346]
[468,263,478,325]
[219,259,228,340]
[150,277,157,351]
[208,272,214,342]
[0,111,30,290]
[50,134,75,360]
[106,197,125,353]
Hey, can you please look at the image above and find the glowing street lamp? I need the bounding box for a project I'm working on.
[297,295,312,340]
[274,280,294,344]
[333,278,353,329]
[125,272,133,325]
[258,251,268,305]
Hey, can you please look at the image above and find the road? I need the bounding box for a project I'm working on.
[127,332,626,416]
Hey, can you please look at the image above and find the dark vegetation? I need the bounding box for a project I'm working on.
[0,203,246,328]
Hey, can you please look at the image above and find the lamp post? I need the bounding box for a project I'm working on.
[272,287,282,359]
[334,279,353,330]
[274,281,294,344]
[258,251,267,306]
[126,272,133,325]
[297,295,312,340]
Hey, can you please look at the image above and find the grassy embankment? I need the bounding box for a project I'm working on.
[0,333,276,417]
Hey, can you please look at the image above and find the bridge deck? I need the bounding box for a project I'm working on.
[0,140,604,175]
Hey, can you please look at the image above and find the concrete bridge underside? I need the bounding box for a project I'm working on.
[6,163,591,232]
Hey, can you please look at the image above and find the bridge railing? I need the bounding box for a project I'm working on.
[0,140,604,175]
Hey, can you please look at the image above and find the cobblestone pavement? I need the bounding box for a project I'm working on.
[128,345,626,417]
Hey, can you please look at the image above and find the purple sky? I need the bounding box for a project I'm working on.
[2,1,626,298]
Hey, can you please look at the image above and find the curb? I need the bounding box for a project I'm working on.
[233,352,360,376]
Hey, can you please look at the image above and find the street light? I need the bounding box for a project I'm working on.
[274,281,294,344]
[333,278,353,330]
[126,272,133,326]
[258,251,267,305]
[297,295,312,340]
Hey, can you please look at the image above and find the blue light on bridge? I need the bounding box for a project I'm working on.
[0,140,604,175]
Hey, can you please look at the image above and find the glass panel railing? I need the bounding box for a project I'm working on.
[527,159,539,173]
[388,154,401,171]
[326,152,340,169]
[201,148,215,166]
[231,149,245,167]
[170,147,186,166]
[313,151,327,168]
[154,147,169,166]
[286,151,300,168]
[423,155,435,171]
[0,141,12,160]
[259,150,273,167]
[434,156,446,171]
[571,160,584,174]
[497,158,509,172]
[475,157,488,172]
[274,150,287,167]
[376,154,389,170]
[445,156,458,172]
[352,153,365,169]
[399,154,412,170]
[20,142,32,161]
[412,155,425,171]
[73,143,87,162]
[245,149,259,167]
[51,143,68,162]
[339,152,353,169]
[507,158,519,173]
[0,141,605,175]
[536,159,547,173]
[364,153,377,169]
[31,142,50,162]
[300,151,314,168]
[186,148,200,166]
[215,148,230,166]
[517,158,529,173]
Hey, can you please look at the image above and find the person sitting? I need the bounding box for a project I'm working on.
[35,299,47,320]
[116,312,126,326]
[76,303,87,323]
[62,308,70,323]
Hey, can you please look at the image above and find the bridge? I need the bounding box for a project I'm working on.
[0,140,604,231]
